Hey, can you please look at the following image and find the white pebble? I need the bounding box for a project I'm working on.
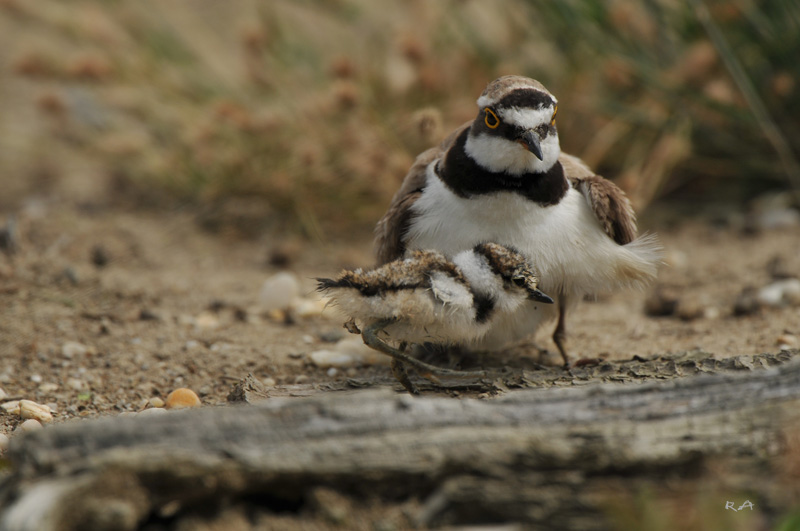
[39,383,59,393]
[310,350,355,368]
[61,341,88,358]
[137,407,167,417]
[194,312,220,330]
[17,419,43,432]
[19,400,53,423]
[1,401,20,414]
[67,378,87,391]
[149,397,165,408]
[327,367,338,377]
[260,272,300,311]
[293,297,328,318]
[30,374,42,384]
[0,433,9,451]
[0,388,6,400]
[309,338,391,368]
[758,279,800,307]
[777,334,798,350]
[262,377,276,387]
[756,208,800,230]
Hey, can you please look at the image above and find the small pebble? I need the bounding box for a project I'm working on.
[0,433,9,451]
[194,312,220,330]
[293,297,328,318]
[327,367,338,377]
[675,298,706,321]
[753,208,800,230]
[19,400,53,423]
[149,397,165,408]
[137,407,167,417]
[67,378,87,391]
[733,287,760,316]
[39,383,59,393]
[767,256,797,280]
[294,374,309,384]
[0,388,6,400]
[91,244,110,267]
[309,338,391,368]
[2,401,20,414]
[310,350,355,368]
[165,388,201,409]
[644,287,679,317]
[30,374,42,384]
[758,279,800,307]
[62,341,89,358]
[262,377,277,387]
[260,272,300,310]
[319,330,345,343]
[777,334,798,350]
[17,419,43,432]
[139,308,160,321]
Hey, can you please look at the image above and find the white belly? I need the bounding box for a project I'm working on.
[405,166,659,348]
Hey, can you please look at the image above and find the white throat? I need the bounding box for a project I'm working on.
[464,132,560,175]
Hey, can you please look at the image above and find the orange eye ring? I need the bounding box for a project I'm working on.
[550,104,558,126]
[484,107,500,129]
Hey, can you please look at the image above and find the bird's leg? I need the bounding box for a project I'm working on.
[390,342,418,395]
[553,294,571,368]
[361,319,491,392]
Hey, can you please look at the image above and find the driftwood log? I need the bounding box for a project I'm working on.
[1,351,799,530]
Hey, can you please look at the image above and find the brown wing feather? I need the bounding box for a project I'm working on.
[374,122,471,264]
[560,153,637,245]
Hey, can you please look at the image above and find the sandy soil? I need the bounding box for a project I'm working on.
[1,201,799,435]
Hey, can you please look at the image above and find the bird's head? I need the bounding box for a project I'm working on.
[474,243,554,304]
[466,76,560,175]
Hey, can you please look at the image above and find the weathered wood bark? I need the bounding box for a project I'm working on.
[1,351,799,530]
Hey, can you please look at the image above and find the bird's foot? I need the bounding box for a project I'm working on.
[362,319,493,394]
[390,359,418,395]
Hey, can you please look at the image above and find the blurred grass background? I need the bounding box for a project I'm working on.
[0,0,798,238]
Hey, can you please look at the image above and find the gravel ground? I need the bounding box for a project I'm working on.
[1,202,799,438]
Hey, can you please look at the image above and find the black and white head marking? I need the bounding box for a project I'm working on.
[465,78,561,175]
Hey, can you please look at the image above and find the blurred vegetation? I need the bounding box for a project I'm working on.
[0,0,798,236]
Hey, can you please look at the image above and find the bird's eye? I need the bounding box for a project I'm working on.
[512,276,526,287]
[484,107,500,129]
[550,104,557,126]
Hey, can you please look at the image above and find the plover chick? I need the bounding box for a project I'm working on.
[375,75,661,365]
[317,242,553,393]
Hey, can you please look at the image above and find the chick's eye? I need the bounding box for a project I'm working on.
[550,104,558,126]
[512,277,526,287]
[484,107,500,129]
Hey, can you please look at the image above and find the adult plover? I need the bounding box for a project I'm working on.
[317,243,553,392]
[375,75,661,365]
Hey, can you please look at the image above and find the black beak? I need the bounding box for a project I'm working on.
[518,129,543,160]
[527,288,554,304]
